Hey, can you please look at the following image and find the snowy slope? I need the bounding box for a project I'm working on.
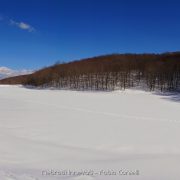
[0,85,180,180]
[0,67,33,79]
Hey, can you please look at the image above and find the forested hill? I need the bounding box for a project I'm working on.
[1,52,180,91]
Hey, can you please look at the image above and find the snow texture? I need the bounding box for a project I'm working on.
[0,85,180,180]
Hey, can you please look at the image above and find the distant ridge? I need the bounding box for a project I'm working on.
[0,67,33,80]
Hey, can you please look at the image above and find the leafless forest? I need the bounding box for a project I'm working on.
[1,52,180,92]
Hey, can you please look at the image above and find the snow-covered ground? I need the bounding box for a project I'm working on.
[0,85,180,180]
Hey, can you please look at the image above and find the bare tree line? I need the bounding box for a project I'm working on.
[1,53,180,92]
[22,53,180,92]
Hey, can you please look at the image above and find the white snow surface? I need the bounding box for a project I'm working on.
[0,85,180,180]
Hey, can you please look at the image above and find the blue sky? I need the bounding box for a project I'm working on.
[0,0,180,70]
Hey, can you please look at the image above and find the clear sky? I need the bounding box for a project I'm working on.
[0,0,180,70]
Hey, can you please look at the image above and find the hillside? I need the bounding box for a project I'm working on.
[1,52,180,91]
